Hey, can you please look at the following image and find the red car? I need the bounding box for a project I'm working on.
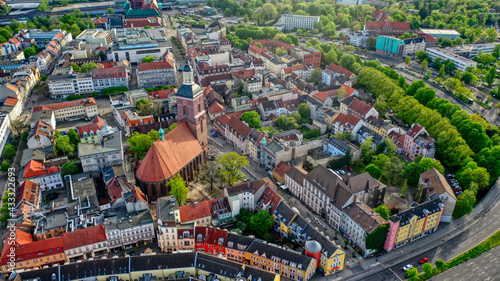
[419,257,429,264]
[347,167,353,172]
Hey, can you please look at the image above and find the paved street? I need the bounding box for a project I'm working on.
[430,245,500,281]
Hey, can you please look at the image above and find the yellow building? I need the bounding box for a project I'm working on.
[33,98,99,122]
[272,201,297,237]
[245,240,316,281]
[247,130,268,162]
[384,198,444,252]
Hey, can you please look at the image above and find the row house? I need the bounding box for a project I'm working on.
[92,66,130,92]
[224,178,269,217]
[225,116,253,154]
[322,63,356,87]
[195,226,228,255]
[418,168,457,223]
[231,96,252,112]
[0,83,25,120]
[355,125,385,149]
[78,131,123,173]
[63,225,108,262]
[76,116,107,144]
[340,96,379,121]
[273,161,291,184]
[136,60,176,88]
[117,109,154,137]
[19,159,63,191]
[247,129,268,163]
[15,180,41,225]
[281,64,314,80]
[312,85,359,106]
[105,210,155,250]
[261,51,287,75]
[331,113,364,138]
[196,62,230,81]
[36,51,53,74]
[27,120,54,149]
[384,198,443,252]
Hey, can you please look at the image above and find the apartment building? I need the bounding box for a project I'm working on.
[92,66,130,92]
[426,47,477,73]
[75,29,114,47]
[19,159,63,191]
[156,195,180,253]
[261,51,287,75]
[340,96,379,121]
[78,131,123,173]
[63,225,108,261]
[224,179,268,217]
[322,63,356,87]
[137,60,176,88]
[340,202,388,258]
[399,123,436,160]
[27,120,53,149]
[418,168,456,222]
[279,14,320,30]
[111,28,171,63]
[33,98,98,122]
[375,36,426,58]
[290,46,322,67]
[331,113,363,137]
[384,198,444,252]
[231,96,252,112]
[47,67,94,99]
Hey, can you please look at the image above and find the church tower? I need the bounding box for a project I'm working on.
[176,58,208,149]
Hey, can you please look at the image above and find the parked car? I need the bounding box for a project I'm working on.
[347,167,353,172]
[419,257,428,264]
[339,170,346,175]
[403,264,413,271]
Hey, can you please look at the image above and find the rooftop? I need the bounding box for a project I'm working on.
[343,202,387,234]
[34,98,97,112]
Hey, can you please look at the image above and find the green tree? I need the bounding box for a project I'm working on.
[21,131,28,143]
[198,161,221,192]
[415,87,436,106]
[453,188,476,218]
[67,129,80,148]
[405,56,411,68]
[485,66,496,87]
[249,209,273,238]
[55,135,74,156]
[365,224,389,250]
[401,179,408,197]
[366,36,377,50]
[61,162,80,177]
[406,267,419,279]
[167,123,177,132]
[216,152,249,186]
[435,260,445,270]
[398,76,407,90]
[135,98,152,116]
[273,114,299,130]
[298,103,310,121]
[456,162,490,190]
[142,55,155,63]
[127,130,159,159]
[169,174,188,206]
[309,67,322,84]
[422,262,433,277]
[0,191,13,223]
[276,47,287,57]
[416,50,428,62]
[2,145,16,160]
[340,54,356,71]
[406,80,426,96]
[439,64,445,78]
[420,60,428,74]
[107,8,115,14]
[364,164,382,179]
[0,161,10,173]
[373,205,390,220]
[37,0,50,11]
[241,111,261,128]
[41,74,47,81]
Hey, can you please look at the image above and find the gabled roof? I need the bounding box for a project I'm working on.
[136,122,203,183]
[179,200,212,222]
[34,98,97,112]
[345,97,374,116]
[226,116,252,139]
[420,168,456,199]
[246,240,313,268]
[63,225,107,250]
[343,202,387,234]
[15,180,40,208]
[346,172,381,194]
[225,179,267,196]
[0,236,64,265]
[304,165,352,210]
[138,61,174,71]
[22,160,60,178]
[326,63,354,77]
[258,186,281,213]
[285,166,306,184]
[208,102,225,115]
[388,198,443,226]
[273,161,291,179]
[332,112,361,127]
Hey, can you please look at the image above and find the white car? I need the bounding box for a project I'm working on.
[403,264,413,271]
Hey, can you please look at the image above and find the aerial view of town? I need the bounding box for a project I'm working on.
[0,0,499,280]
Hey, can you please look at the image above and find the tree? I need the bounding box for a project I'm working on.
[298,103,310,121]
[169,174,188,206]
[2,145,16,160]
[420,60,428,74]
[79,62,98,73]
[243,15,249,23]
[415,87,436,106]
[276,47,287,57]
[401,179,408,197]
[422,262,433,277]
[398,76,407,90]
[198,161,221,192]
[406,80,426,96]
[444,78,461,93]
[373,205,390,220]
[142,55,155,63]
[0,191,13,224]
[273,114,300,130]
[456,162,490,190]
[365,224,389,251]
[10,119,27,138]
[61,162,79,177]
[127,130,159,159]
[340,54,356,71]
[335,132,353,141]
[366,36,377,50]
[364,164,382,179]
[107,8,115,14]
[40,74,47,81]
[439,64,445,78]
[37,0,50,11]
[241,111,261,128]
[454,70,462,81]
[167,123,177,132]
[485,66,496,87]
[216,152,249,186]
[405,56,411,68]
[0,161,10,173]
[435,260,445,270]
[67,129,80,148]
[249,209,273,238]
[416,50,428,62]
[309,67,322,84]
[406,267,419,279]
[136,98,153,116]
[453,188,476,218]
[55,135,74,156]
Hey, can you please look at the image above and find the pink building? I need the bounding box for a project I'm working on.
[401,123,436,160]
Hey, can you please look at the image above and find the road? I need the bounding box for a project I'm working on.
[322,177,500,281]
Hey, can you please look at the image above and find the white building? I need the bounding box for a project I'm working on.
[63,225,108,261]
[104,210,155,250]
[156,195,181,253]
[92,66,129,92]
[0,115,10,155]
[110,28,171,63]
[27,121,53,149]
[47,67,94,99]
[19,160,64,191]
[78,131,123,173]
[279,14,320,30]
[32,98,99,123]
[426,47,477,73]
[223,179,268,217]
[337,0,367,5]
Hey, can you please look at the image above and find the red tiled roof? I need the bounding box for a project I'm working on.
[16,180,40,205]
[179,200,212,222]
[333,113,361,126]
[63,225,107,250]
[251,39,294,51]
[9,38,20,45]
[148,88,177,99]
[0,236,64,265]
[395,134,405,148]
[92,66,127,79]
[258,186,281,213]
[29,120,53,138]
[136,122,203,183]
[107,177,123,201]
[273,161,291,178]
[54,33,64,41]
[200,73,233,87]
[77,123,100,138]
[348,98,374,116]
[365,20,410,31]
[132,186,147,203]
[23,160,60,179]
[407,123,423,138]
[313,91,329,103]
[4,97,18,106]
[123,17,162,28]
[94,18,107,24]
[326,63,354,77]
[208,102,225,115]
[205,227,228,245]
[232,68,255,79]
[138,61,174,71]
[15,229,34,245]
[226,116,252,139]
[34,98,97,112]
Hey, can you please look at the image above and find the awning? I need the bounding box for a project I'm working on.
[280,185,288,190]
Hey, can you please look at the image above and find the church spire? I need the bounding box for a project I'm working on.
[183,58,194,85]
[159,124,164,141]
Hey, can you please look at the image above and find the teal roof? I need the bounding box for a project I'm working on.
[125,8,160,18]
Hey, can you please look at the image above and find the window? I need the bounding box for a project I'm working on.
[184,106,188,115]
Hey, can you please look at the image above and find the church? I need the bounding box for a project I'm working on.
[135,59,208,201]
